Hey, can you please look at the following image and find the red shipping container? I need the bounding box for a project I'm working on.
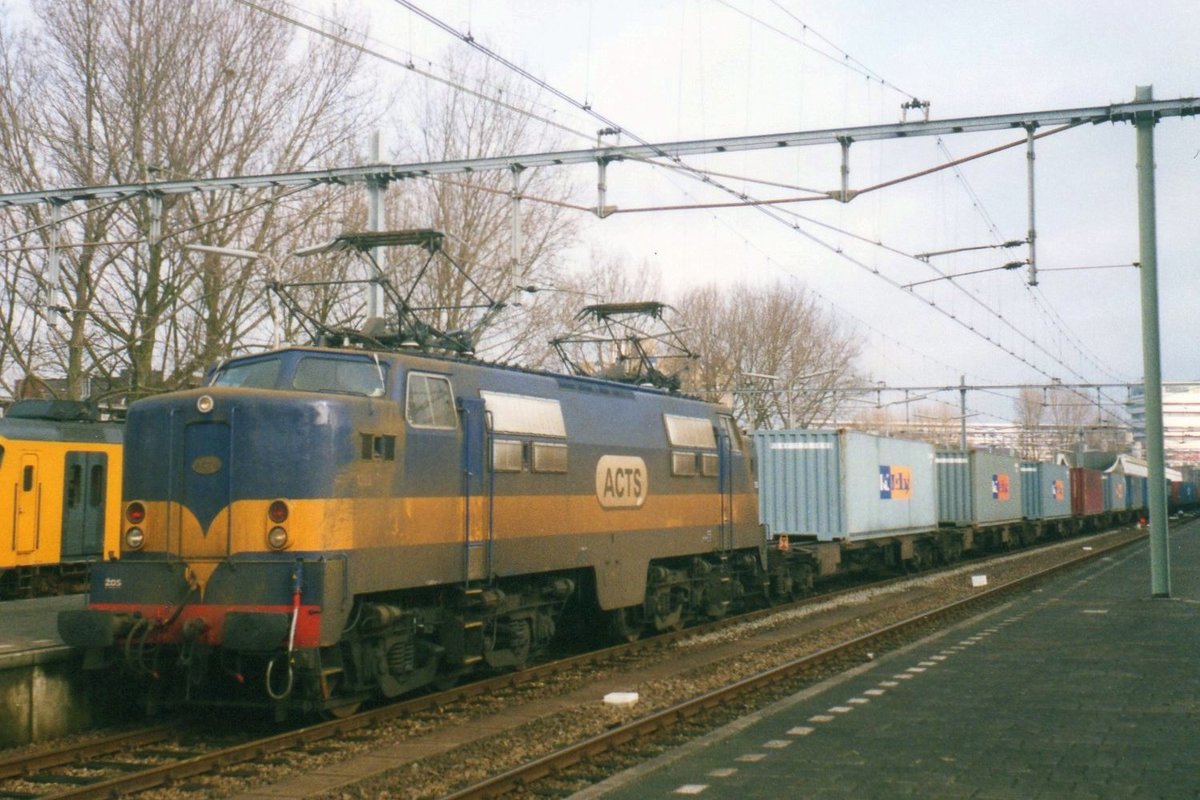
[1071,467,1105,516]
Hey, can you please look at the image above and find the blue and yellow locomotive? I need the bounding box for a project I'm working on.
[59,344,776,716]
[1,400,122,598]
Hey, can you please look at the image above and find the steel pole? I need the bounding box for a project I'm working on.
[366,131,385,319]
[1135,85,1170,598]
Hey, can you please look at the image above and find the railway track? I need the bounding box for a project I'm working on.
[0,527,1145,799]
[442,528,1149,799]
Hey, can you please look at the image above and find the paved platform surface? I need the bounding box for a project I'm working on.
[0,595,83,666]
[577,521,1200,799]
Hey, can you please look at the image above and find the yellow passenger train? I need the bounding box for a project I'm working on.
[1,400,123,598]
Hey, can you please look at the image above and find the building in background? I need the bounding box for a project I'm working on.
[1127,382,1200,466]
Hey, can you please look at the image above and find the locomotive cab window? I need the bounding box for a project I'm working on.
[210,357,282,388]
[407,373,457,429]
[293,356,387,397]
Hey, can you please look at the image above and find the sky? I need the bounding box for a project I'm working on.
[308,0,1199,428]
[36,0,1200,426]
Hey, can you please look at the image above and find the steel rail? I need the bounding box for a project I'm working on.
[441,530,1146,799]
[0,725,176,781]
[5,527,1141,798]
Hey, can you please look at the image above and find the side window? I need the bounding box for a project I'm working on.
[66,464,82,507]
[665,414,716,478]
[532,442,568,474]
[22,464,34,492]
[88,465,105,507]
[493,440,525,472]
[407,373,458,430]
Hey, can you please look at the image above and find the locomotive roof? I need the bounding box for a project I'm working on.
[214,344,724,409]
[0,414,124,444]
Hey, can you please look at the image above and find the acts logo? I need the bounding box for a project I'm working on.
[595,455,648,509]
[879,465,913,500]
[1052,479,1065,501]
[992,473,1011,501]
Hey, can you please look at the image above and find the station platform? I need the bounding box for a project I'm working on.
[578,519,1200,800]
[0,594,94,747]
[0,594,84,658]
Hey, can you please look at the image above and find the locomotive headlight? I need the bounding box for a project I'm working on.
[124,527,145,550]
[268,500,289,524]
[197,395,214,413]
[267,526,289,550]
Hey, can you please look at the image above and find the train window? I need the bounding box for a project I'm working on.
[701,453,720,477]
[0,444,4,468]
[294,357,386,397]
[532,442,568,474]
[211,357,282,388]
[480,391,566,437]
[664,415,717,449]
[67,464,82,507]
[492,439,524,472]
[22,465,34,491]
[671,451,698,477]
[407,374,457,429]
[89,465,105,506]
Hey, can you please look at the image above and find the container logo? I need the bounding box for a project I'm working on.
[1115,481,1125,498]
[879,465,912,500]
[992,473,1011,500]
[1051,479,1065,501]
[596,455,647,509]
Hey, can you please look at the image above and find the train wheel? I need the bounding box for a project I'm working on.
[607,606,642,643]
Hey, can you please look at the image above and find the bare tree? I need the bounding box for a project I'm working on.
[676,281,863,431]
[375,51,579,365]
[0,0,374,399]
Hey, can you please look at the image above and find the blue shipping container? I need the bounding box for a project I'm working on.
[754,429,938,542]
[1021,461,1072,520]
[937,450,1024,526]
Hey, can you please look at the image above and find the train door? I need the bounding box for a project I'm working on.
[15,453,40,554]
[61,451,108,558]
[458,396,492,583]
[717,416,737,551]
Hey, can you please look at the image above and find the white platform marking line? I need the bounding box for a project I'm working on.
[829,706,854,714]
[674,784,709,795]
[787,726,815,736]
[848,697,870,704]
[905,666,927,673]
[708,768,738,778]
[763,739,792,749]
[1082,609,1109,614]
[736,753,767,763]
[879,680,900,687]
[893,673,915,680]
[809,714,836,723]
[864,688,886,696]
